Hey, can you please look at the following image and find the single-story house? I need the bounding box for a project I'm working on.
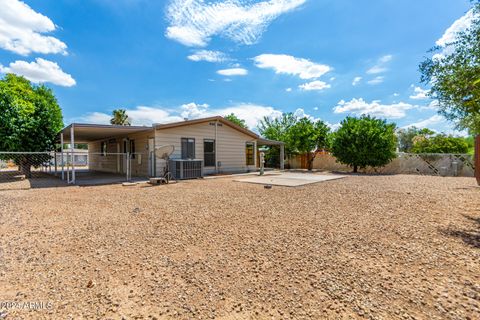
[58,116,284,184]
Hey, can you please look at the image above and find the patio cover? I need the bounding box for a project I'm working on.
[59,123,152,143]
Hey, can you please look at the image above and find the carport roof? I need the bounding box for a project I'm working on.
[257,138,285,145]
[59,123,153,143]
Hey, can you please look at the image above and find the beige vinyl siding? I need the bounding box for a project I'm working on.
[88,130,154,177]
[155,121,257,175]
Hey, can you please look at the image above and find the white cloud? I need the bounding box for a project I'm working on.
[254,54,331,79]
[0,0,67,55]
[180,102,210,119]
[187,50,229,62]
[367,76,384,85]
[313,107,318,111]
[217,68,248,76]
[165,0,306,47]
[0,58,76,86]
[433,10,476,60]
[410,86,429,100]
[78,102,283,129]
[352,76,362,86]
[285,87,292,92]
[402,115,445,129]
[436,9,474,47]
[298,80,330,91]
[367,55,392,74]
[80,112,112,124]
[333,98,415,119]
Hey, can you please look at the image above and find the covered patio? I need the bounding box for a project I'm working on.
[257,138,285,170]
[57,123,153,184]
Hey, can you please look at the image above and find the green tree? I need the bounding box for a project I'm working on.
[289,118,330,170]
[411,134,470,154]
[258,113,297,156]
[0,74,63,176]
[110,109,131,126]
[397,127,435,152]
[332,116,397,173]
[224,113,248,129]
[419,2,480,134]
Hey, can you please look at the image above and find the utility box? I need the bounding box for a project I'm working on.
[169,159,203,180]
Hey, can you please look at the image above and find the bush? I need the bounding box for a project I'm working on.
[332,116,397,172]
[411,134,469,154]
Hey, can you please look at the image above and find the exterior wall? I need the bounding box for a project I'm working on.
[88,130,154,177]
[155,121,257,175]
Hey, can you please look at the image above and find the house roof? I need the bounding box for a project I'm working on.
[59,116,261,143]
[59,123,152,143]
[154,116,259,139]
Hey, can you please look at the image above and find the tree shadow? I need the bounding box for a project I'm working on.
[440,215,480,249]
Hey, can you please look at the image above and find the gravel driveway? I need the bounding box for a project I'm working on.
[0,174,479,319]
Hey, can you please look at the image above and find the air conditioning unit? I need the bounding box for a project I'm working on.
[169,159,203,180]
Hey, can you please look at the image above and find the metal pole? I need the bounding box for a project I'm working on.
[70,124,75,184]
[61,133,64,180]
[215,120,218,174]
[54,151,57,176]
[126,152,130,181]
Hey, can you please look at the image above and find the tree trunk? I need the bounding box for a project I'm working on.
[353,165,358,173]
[475,135,480,186]
[307,153,313,171]
[19,158,32,178]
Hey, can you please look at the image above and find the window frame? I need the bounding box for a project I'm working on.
[246,142,254,166]
[203,139,216,167]
[181,137,196,159]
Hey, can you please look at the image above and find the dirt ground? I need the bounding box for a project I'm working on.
[0,174,479,319]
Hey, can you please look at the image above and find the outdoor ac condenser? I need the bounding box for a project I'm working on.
[169,159,203,180]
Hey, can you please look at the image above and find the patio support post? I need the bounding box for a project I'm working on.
[70,124,76,184]
[280,144,285,170]
[215,120,218,174]
[60,133,65,180]
[54,151,57,176]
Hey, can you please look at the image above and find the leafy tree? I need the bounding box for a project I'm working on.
[110,109,131,126]
[224,113,248,129]
[397,127,435,152]
[411,134,470,154]
[465,136,475,154]
[331,116,397,173]
[259,113,330,170]
[419,2,480,134]
[288,118,330,170]
[258,113,297,156]
[0,74,63,176]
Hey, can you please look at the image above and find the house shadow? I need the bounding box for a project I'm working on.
[0,170,68,190]
[440,215,480,249]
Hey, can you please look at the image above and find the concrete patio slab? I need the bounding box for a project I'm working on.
[235,172,346,187]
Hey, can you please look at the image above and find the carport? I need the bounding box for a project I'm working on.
[58,123,152,184]
[257,138,285,170]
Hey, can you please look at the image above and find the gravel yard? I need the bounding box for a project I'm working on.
[0,174,479,319]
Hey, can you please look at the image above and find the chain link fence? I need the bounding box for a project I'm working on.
[0,151,153,190]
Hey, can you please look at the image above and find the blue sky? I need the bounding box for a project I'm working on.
[0,0,473,133]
